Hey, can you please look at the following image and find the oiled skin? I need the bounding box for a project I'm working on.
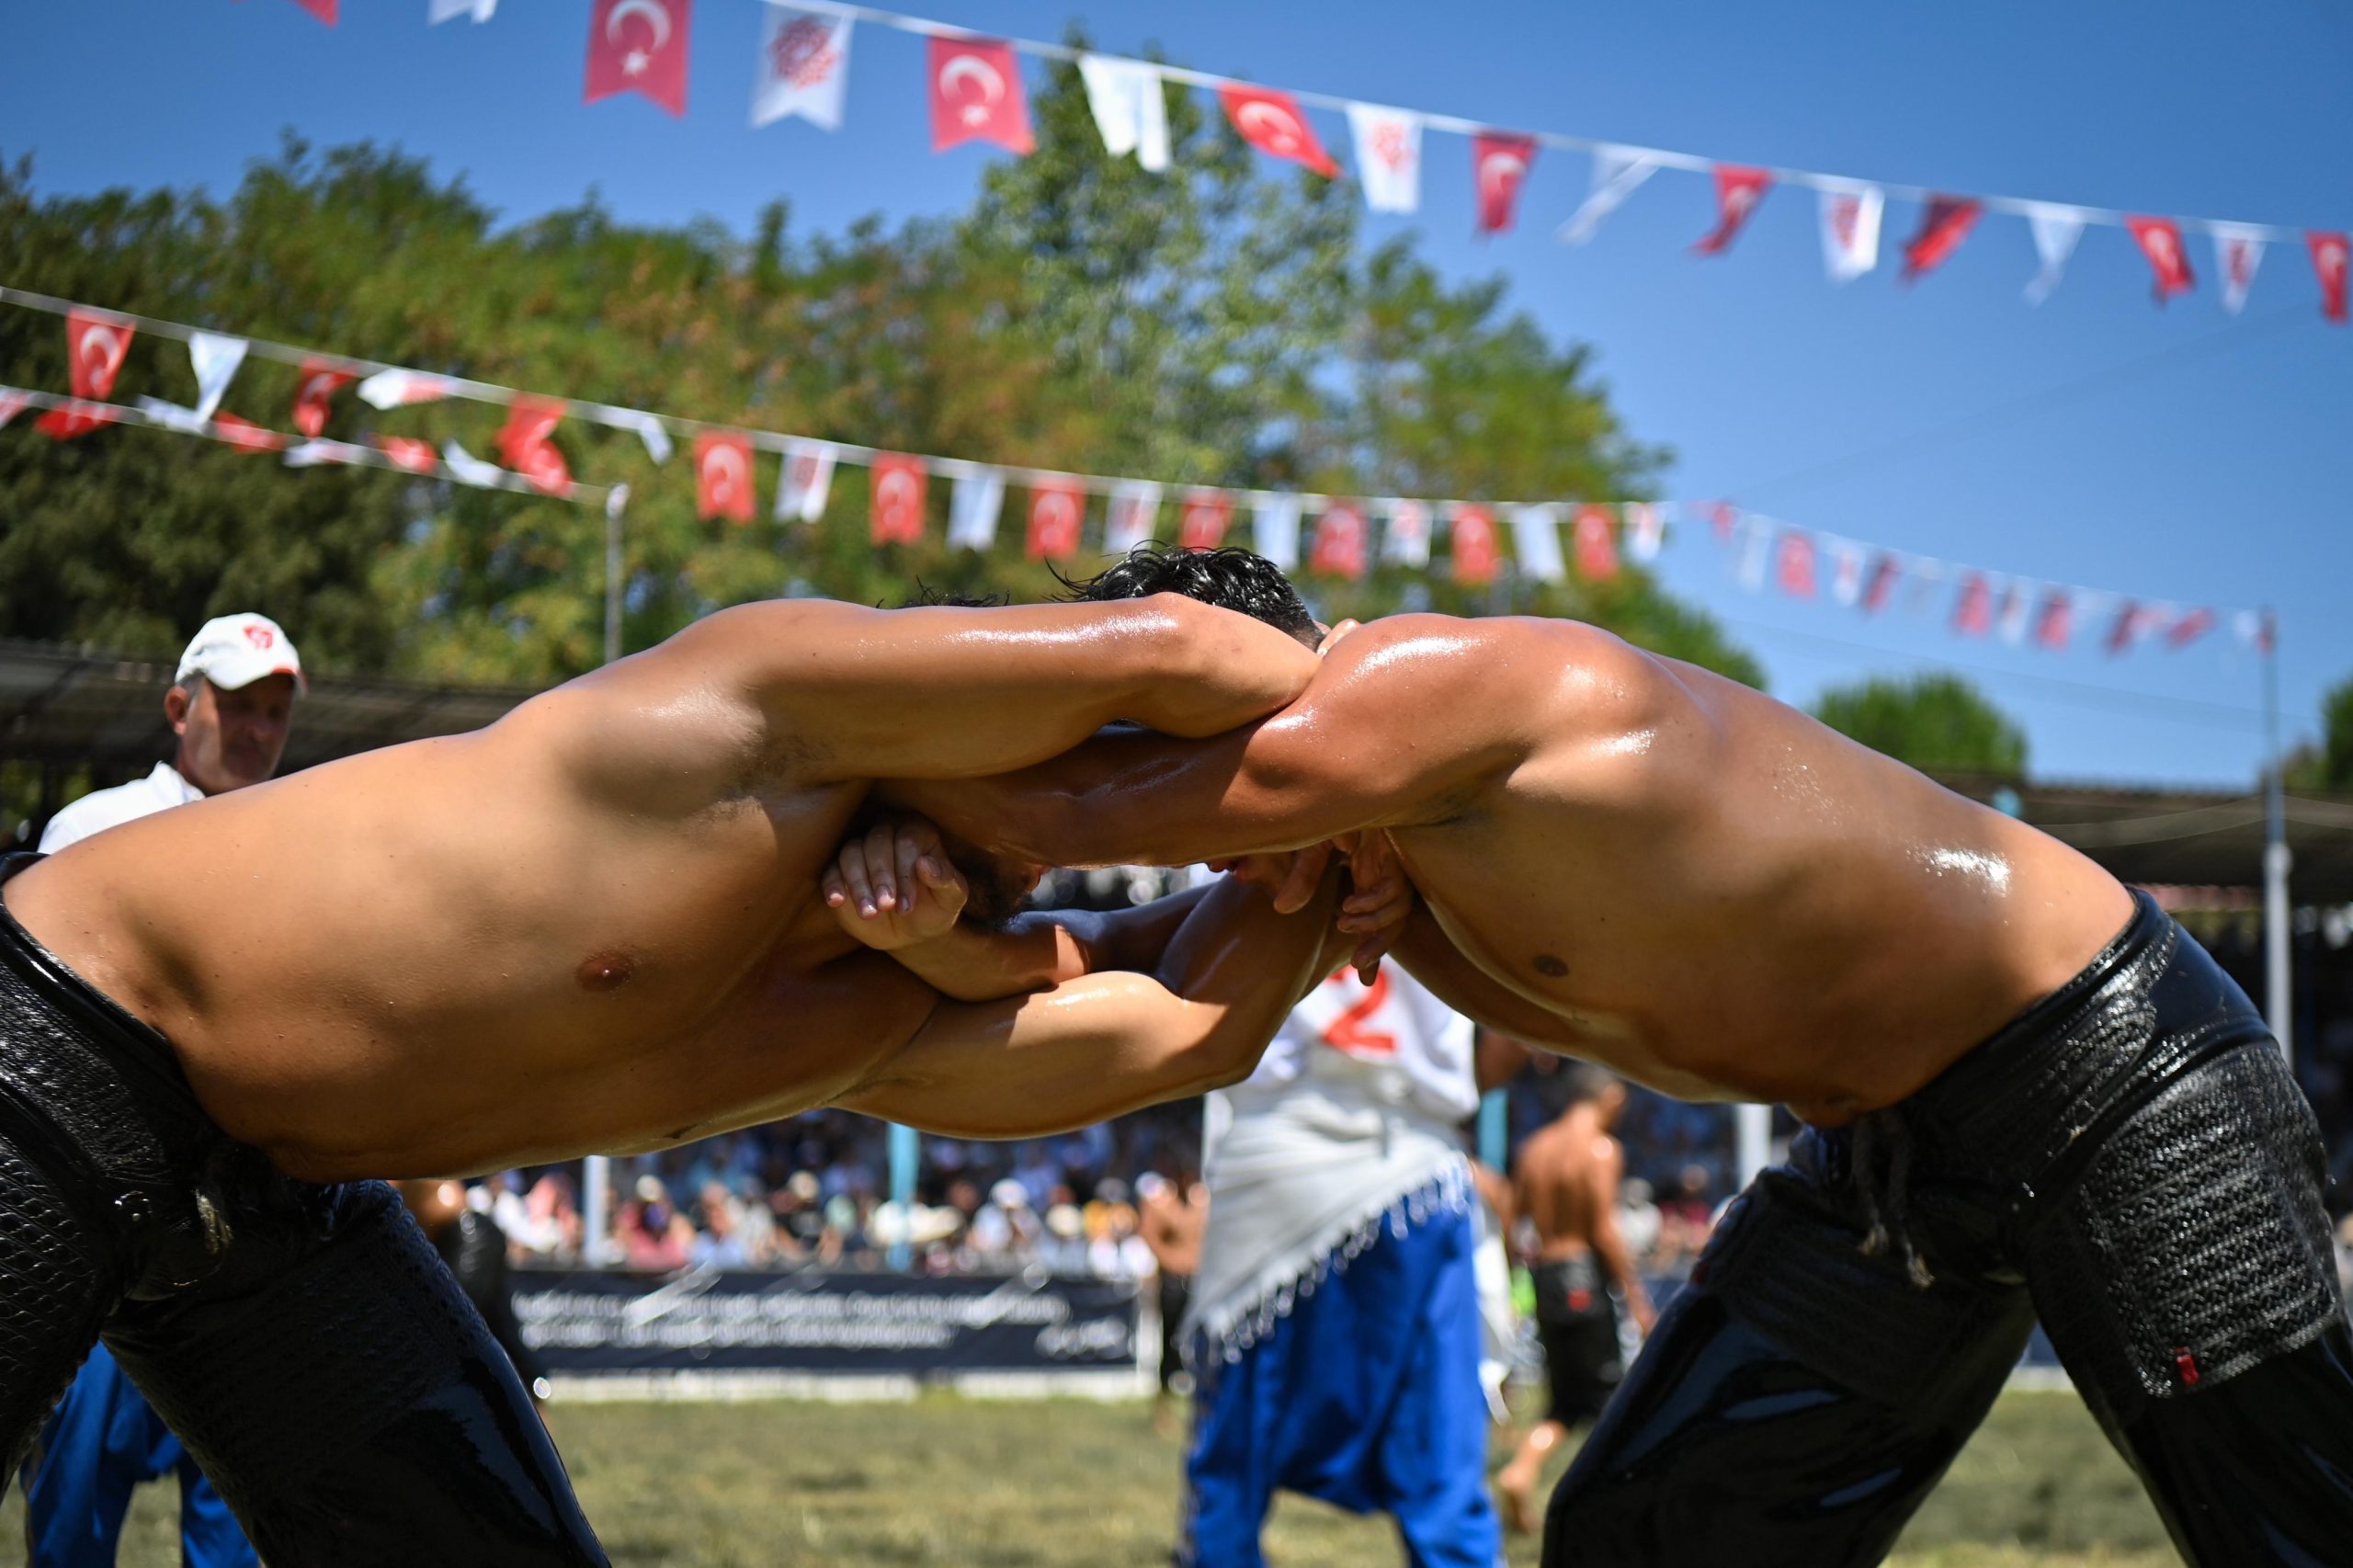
[895,614,2134,1126]
[2,595,1325,1180]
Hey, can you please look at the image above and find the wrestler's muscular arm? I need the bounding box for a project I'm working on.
[888,615,1535,868]
[1588,1137,1656,1335]
[669,594,1321,785]
[831,872,1346,1139]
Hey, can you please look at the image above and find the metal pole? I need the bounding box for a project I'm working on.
[582,486,631,1264]
[888,1122,919,1271]
[2262,610,2293,1062]
[1478,1089,1508,1172]
[1734,1103,1772,1189]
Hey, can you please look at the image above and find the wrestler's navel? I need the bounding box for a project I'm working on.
[1533,954,1569,978]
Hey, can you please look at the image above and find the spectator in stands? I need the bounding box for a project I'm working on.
[691,1181,753,1269]
[18,612,302,1568]
[1039,1205,1091,1275]
[620,1176,694,1271]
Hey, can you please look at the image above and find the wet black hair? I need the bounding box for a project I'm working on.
[1557,1062,1623,1108]
[1056,544,1318,647]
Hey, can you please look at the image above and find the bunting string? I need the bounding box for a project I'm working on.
[0,284,2270,662]
[240,0,2353,318]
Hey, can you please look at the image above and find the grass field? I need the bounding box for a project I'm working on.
[0,1389,2177,1566]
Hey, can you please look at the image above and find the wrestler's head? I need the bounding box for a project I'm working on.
[1559,1062,1628,1129]
[1057,545,1320,649]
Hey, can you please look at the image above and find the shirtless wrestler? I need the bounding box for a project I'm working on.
[0,592,1347,1566]
[896,570,2353,1568]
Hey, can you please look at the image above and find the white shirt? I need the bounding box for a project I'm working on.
[1229,961,1481,1126]
[38,762,205,852]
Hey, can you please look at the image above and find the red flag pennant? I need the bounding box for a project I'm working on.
[64,310,133,401]
[585,0,691,118]
[1220,85,1338,177]
[2165,607,2216,650]
[1703,500,1739,541]
[1775,529,1817,598]
[1026,478,1085,561]
[695,430,756,523]
[2308,232,2349,324]
[928,36,1032,154]
[1472,134,1538,235]
[2125,216,2195,301]
[870,453,927,544]
[497,395,574,497]
[1901,197,1982,281]
[1952,573,1994,636]
[213,412,286,454]
[290,359,352,438]
[2033,590,2074,651]
[289,0,337,21]
[1309,502,1369,580]
[1176,489,1233,550]
[1450,505,1498,585]
[1860,554,1900,614]
[1694,165,1771,255]
[2106,598,2157,654]
[372,435,438,473]
[36,403,117,441]
[1573,505,1620,582]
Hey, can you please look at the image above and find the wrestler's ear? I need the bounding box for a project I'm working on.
[164,684,192,736]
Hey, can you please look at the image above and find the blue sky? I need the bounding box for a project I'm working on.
[5,1,2349,790]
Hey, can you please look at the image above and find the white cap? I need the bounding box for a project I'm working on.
[176,613,305,695]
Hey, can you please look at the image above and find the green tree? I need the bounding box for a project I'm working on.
[2290,675,2353,789]
[1811,674,2029,776]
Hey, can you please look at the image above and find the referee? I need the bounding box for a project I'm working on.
[17,614,301,1568]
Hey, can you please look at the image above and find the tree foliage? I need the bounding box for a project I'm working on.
[0,57,1756,688]
[1810,674,2029,777]
[2290,675,2353,790]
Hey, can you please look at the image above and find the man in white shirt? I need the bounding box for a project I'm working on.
[18,613,301,1568]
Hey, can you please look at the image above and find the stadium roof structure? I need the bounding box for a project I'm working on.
[4,639,2350,901]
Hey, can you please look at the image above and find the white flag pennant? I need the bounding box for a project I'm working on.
[1558,145,1658,246]
[136,397,209,435]
[947,468,1007,551]
[1508,503,1565,583]
[1102,480,1162,554]
[428,0,496,21]
[442,439,506,489]
[752,6,854,131]
[186,332,247,424]
[1816,183,1883,284]
[357,369,451,410]
[2025,204,2088,305]
[1625,502,1665,562]
[1345,104,1423,215]
[588,408,674,465]
[1996,578,2033,644]
[283,437,365,469]
[1381,498,1432,566]
[2211,222,2266,314]
[1735,517,1770,592]
[1253,494,1302,571]
[1078,54,1169,174]
[775,439,836,523]
[1828,540,1864,605]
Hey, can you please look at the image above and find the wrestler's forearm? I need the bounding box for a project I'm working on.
[885,887,1213,1003]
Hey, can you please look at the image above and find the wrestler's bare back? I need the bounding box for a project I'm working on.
[908,615,2135,1125]
[3,595,1324,1180]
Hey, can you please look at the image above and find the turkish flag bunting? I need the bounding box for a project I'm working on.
[1861,554,1900,614]
[585,0,692,119]
[1775,529,1817,597]
[1704,500,1739,541]
[870,453,927,544]
[497,396,574,497]
[2106,599,2160,654]
[2309,232,2350,323]
[1026,479,1085,561]
[2125,216,2194,301]
[1450,505,1499,585]
[2034,590,2074,650]
[1695,165,1771,255]
[1220,85,1338,177]
[63,310,133,400]
[290,359,352,438]
[213,412,286,454]
[2165,608,2216,650]
[1310,503,1369,579]
[1952,573,1994,636]
[1573,506,1620,582]
[1472,134,1538,234]
[372,435,438,473]
[37,403,117,441]
[290,0,337,21]
[929,37,1032,154]
[0,390,26,430]
[1902,197,1982,281]
[696,431,756,523]
[1176,489,1233,550]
